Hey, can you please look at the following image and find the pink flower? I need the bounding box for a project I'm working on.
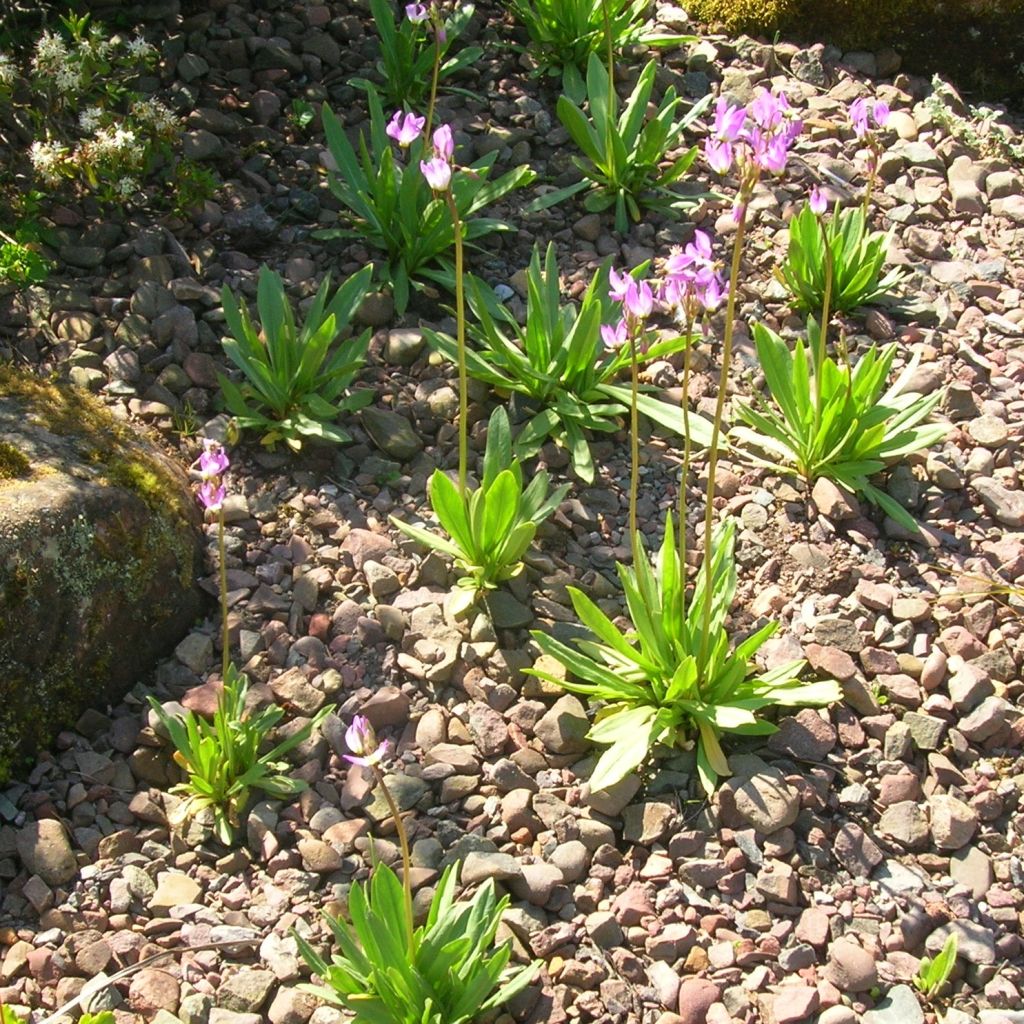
[198,481,226,512]
[809,186,827,215]
[750,88,785,129]
[608,266,632,303]
[405,2,428,21]
[623,278,654,320]
[850,98,869,139]
[199,439,229,479]
[752,130,789,174]
[420,156,452,191]
[432,123,454,161]
[872,101,890,128]
[385,110,425,148]
[699,276,726,312]
[601,319,628,349]
[713,97,746,141]
[704,137,734,174]
[344,715,389,768]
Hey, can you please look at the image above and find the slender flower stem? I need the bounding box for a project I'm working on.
[372,767,415,954]
[217,508,229,680]
[679,311,696,612]
[699,211,748,663]
[812,212,834,442]
[424,12,442,140]
[628,325,641,563]
[862,151,878,216]
[445,191,468,495]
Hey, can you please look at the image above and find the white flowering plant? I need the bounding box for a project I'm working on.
[0,14,181,205]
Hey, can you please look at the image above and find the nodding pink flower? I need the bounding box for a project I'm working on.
[700,276,727,312]
[385,110,425,148]
[623,278,654,320]
[850,98,869,139]
[199,439,229,479]
[809,186,827,215]
[432,123,454,162]
[752,130,790,174]
[704,137,734,175]
[750,89,784,130]
[713,97,746,141]
[420,156,452,191]
[601,319,628,349]
[872,101,891,128]
[344,715,389,768]
[405,2,429,21]
[198,481,226,512]
[661,230,725,317]
[608,266,632,303]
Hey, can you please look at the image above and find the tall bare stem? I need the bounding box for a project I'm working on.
[425,13,442,139]
[628,327,640,562]
[812,213,834,441]
[217,508,229,679]
[679,312,696,609]
[445,191,468,495]
[700,214,747,662]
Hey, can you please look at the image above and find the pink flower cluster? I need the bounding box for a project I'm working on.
[421,122,454,192]
[602,267,654,349]
[197,439,229,513]
[384,108,455,192]
[850,97,890,139]
[704,88,803,180]
[661,229,726,317]
[602,230,725,348]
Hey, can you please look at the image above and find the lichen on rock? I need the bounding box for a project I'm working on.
[0,365,204,781]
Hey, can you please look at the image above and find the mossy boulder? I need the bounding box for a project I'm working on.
[0,366,204,781]
[688,0,1024,100]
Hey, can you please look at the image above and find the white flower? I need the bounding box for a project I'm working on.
[33,31,69,74]
[87,34,116,60]
[125,36,155,61]
[29,140,67,183]
[111,126,136,150]
[131,97,179,135]
[55,65,83,95]
[116,176,138,198]
[0,53,16,88]
[78,106,104,133]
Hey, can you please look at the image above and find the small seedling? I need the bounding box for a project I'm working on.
[913,932,958,1000]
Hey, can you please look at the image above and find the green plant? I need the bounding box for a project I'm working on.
[360,0,481,109]
[318,87,534,313]
[294,713,537,1024]
[732,321,946,529]
[777,202,903,313]
[546,54,710,231]
[427,243,711,483]
[296,859,536,1024]
[3,16,181,202]
[168,159,218,216]
[0,234,49,285]
[148,662,333,846]
[913,932,958,999]
[392,407,569,616]
[288,98,316,131]
[925,76,1024,164]
[218,264,374,450]
[509,0,690,96]
[529,516,842,792]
